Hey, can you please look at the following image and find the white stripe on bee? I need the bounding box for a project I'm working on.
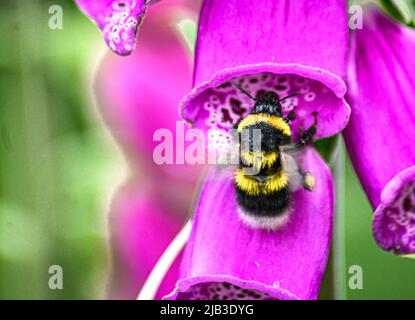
[238,207,292,231]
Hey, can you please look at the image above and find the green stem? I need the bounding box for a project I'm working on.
[333,138,347,300]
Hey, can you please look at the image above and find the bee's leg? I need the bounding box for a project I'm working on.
[295,112,318,149]
[280,112,318,155]
[283,110,296,123]
[284,155,315,192]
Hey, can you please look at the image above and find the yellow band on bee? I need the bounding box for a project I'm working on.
[235,168,288,196]
[240,151,279,169]
[237,114,291,136]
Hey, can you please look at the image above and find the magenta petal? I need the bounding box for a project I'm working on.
[76,0,149,55]
[344,7,415,255]
[181,0,350,146]
[166,148,334,300]
[96,5,203,181]
[109,190,182,300]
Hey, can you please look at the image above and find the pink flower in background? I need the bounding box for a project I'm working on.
[95,2,203,299]
[344,6,415,256]
[108,189,182,299]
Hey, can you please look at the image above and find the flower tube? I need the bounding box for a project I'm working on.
[181,0,350,149]
[167,147,334,300]
[95,3,203,298]
[168,0,347,299]
[344,6,415,256]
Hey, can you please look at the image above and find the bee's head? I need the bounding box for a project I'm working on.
[256,91,279,105]
[252,91,283,116]
[233,83,299,117]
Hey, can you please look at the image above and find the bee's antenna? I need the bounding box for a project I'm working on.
[233,83,257,101]
[278,92,300,102]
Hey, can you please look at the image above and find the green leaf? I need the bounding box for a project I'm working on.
[314,135,341,167]
[379,0,415,27]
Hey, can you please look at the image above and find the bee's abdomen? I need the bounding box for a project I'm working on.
[234,159,291,217]
[235,185,290,216]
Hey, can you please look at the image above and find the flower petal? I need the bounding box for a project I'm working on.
[166,147,334,300]
[181,0,350,149]
[76,0,151,55]
[344,6,415,255]
[109,189,183,299]
[96,4,202,181]
[95,5,203,299]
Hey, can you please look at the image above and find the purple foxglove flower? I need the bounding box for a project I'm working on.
[95,7,203,299]
[109,189,182,300]
[166,0,347,300]
[181,0,350,147]
[166,147,333,300]
[76,0,151,55]
[344,6,415,256]
[96,2,202,184]
[76,0,199,55]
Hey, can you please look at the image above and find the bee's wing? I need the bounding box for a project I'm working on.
[281,143,302,156]
[215,161,239,179]
[281,151,304,192]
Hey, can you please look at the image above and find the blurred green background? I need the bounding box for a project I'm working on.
[0,0,121,299]
[0,0,414,299]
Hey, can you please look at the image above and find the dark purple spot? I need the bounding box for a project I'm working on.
[221,109,233,124]
[278,76,287,83]
[256,90,267,98]
[218,82,231,89]
[247,291,257,297]
[275,85,287,91]
[249,78,259,84]
[229,98,246,115]
[403,197,414,211]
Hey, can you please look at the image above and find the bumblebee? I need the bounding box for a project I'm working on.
[233,85,317,230]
